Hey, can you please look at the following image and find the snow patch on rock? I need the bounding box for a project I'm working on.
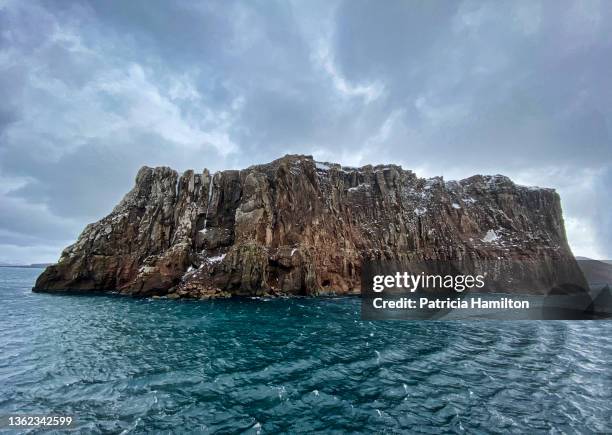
[414,207,427,216]
[207,254,226,264]
[482,230,500,243]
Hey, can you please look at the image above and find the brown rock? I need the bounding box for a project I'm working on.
[33,155,586,298]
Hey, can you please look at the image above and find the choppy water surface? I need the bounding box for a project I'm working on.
[1,267,611,434]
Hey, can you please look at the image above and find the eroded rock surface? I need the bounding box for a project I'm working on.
[34,155,585,298]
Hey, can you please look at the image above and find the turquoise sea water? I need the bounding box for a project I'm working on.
[1,267,611,434]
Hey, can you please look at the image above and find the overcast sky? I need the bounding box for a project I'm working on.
[0,0,610,263]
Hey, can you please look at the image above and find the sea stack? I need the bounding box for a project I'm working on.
[33,155,585,298]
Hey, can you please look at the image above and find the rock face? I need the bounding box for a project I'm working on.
[34,155,586,298]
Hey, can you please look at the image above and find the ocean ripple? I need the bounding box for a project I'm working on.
[0,268,611,433]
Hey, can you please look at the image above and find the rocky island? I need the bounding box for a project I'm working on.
[34,155,585,299]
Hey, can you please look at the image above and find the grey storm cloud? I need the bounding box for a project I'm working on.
[0,0,610,263]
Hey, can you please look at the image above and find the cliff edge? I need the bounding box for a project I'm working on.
[34,155,585,298]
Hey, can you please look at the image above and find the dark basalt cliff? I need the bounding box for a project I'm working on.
[34,155,586,298]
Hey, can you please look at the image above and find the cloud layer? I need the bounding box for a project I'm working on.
[0,0,610,262]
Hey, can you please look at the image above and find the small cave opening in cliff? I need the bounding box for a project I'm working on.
[322,279,331,287]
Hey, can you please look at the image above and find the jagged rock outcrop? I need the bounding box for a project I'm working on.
[34,155,586,298]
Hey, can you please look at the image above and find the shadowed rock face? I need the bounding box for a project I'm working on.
[34,155,585,298]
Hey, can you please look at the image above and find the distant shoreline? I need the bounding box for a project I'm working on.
[0,264,51,269]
